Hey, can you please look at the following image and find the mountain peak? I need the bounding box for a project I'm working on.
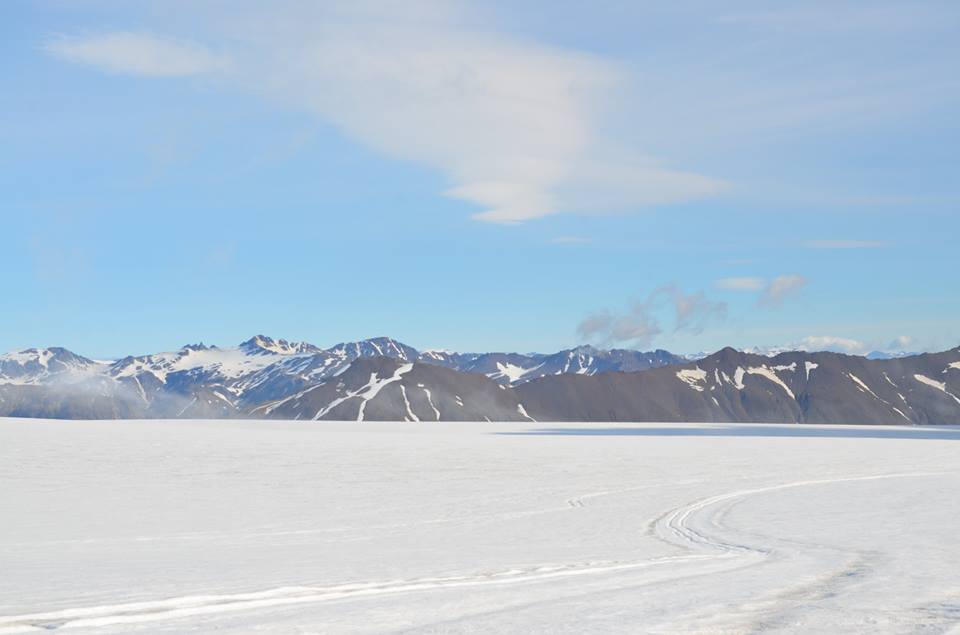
[239,335,319,356]
[0,346,93,364]
[326,337,419,362]
[181,343,212,352]
[571,344,600,355]
[0,346,100,386]
[708,346,747,365]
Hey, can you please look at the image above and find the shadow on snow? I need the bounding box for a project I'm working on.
[496,424,960,441]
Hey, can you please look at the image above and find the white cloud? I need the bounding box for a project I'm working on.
[44,2,725,224]
[888,335,914,350]
[758,275,807,307]
[757,334,920,356]
[44,32,227,77]
[255,9,726,224]
[795,336,868,355]
[803,240,887,249]
[716,277,765,291]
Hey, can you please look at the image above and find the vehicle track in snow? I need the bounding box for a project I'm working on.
[647,471,954,632]
[0,557,720,633]
[0,472,948,633]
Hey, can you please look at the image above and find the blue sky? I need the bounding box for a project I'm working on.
[2,0,958,358]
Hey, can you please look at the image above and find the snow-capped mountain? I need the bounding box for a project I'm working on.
[0,336,684,418]
[2,337,958,424]
[238,335,322,356]
[0,347,107,385]
[865,350,918,360]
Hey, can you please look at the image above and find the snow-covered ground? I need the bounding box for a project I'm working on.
[2,419,959,633]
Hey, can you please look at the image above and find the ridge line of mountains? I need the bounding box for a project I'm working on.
[1,335,958,425]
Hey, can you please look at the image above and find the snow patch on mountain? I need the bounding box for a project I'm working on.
[676,367,708,392]
[111,345,286,384]
[313,364,415,421]
[733,367,747,390]
[400,385,419,422]
[493,362,540,384]
[847,373,880,400]
[516,403,535,421]
[746,366,795,400]
[419,384,440,420]
[913,374,960,405]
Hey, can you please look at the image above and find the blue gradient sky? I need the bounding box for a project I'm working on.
[3,1,958,358]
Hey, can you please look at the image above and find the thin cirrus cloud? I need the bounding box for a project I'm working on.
[715,277,765,291]
[716,275,808,307]
[802,240,888,249]
[44,32,227,77]
[41,2,727,224]
[577,285,726,347]
[758,275,808,307]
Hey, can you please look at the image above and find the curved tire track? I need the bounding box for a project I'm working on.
[0,472,946,633]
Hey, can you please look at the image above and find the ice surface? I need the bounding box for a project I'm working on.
[2,419,960,633]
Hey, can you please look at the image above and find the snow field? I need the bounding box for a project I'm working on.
[2,419,959,633]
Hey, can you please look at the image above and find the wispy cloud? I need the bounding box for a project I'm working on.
[719,5,949,31]
[802,240,888,249]
[578,285,726,347]
[716,277,765,291]
[612,0,960,181]
[576,308,662,348]
[44,32,227,77]
[43,3,726,224]
[758,275,807,307]
[666,287,727,334]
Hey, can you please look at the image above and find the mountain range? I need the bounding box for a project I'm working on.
[1,336,958,424]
